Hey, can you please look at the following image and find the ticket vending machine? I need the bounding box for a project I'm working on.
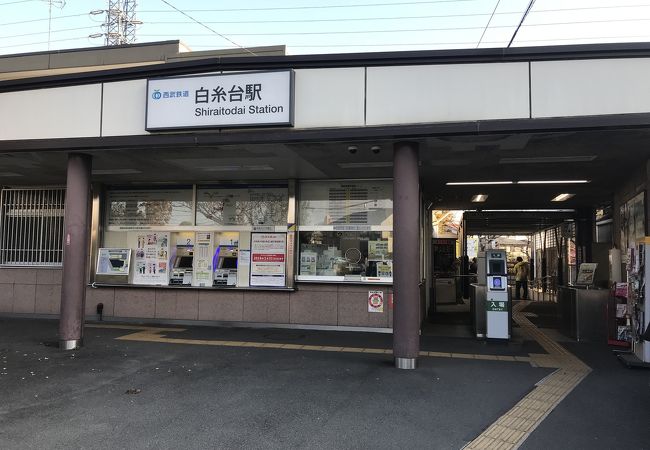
[486,250,510,340]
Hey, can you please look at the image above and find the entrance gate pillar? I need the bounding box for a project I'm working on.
[59,153,92,350]
[392,141,420,369]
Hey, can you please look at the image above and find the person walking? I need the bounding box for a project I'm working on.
[513,256,529,300]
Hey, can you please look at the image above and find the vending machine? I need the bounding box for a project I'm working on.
[485,250,510,340]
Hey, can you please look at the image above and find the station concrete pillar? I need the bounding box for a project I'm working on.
[59,153,92,351]
[392,141,420,369]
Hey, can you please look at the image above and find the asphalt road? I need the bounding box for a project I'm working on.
[0,317,648,450]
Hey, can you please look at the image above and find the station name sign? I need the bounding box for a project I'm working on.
[145,70,294,131]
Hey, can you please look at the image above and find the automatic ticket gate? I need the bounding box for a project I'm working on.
[486,250,510,340]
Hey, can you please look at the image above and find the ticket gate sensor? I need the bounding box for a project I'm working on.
[486,250,510,340]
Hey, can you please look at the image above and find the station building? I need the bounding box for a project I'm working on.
[1,41,649,368]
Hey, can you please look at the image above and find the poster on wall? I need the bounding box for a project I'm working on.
[131,232,170,285]
[368,290,384,313]
[250,233,286,287]
[96,248,131,276]
[192,232,213,287]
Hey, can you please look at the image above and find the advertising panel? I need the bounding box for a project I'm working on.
[130,232,170,285]
[250,233,286,287]
[146,70,294,130]
[192,232,213,287]
[96,248,131,276]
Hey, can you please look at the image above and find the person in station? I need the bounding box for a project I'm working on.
[513,256,529,300]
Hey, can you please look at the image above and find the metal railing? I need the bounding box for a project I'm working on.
[528,276,558,302]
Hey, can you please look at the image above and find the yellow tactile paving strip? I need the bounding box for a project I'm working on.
[463,301,591,450]
[100,324,532,363]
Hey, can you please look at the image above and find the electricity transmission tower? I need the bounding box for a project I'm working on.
[91,1,140,46]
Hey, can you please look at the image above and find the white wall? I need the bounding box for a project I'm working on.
[4,57,650,142]
[365,62,530,125]
[0,84,102,140]
[293,68,365,128]
[101,79,149,136]
[531,58,650,118]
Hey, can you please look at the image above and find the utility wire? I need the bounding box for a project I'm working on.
[158,0,256,56]
[139,25,518,37]
[508,0,536,48]
[0,25,96,40]
[476,0,500,48]
[0,35,87,49]
[140,1,478,13]
[0,0,37,6]
[141,12,520,26]
[5,32,650,52]
[0,13,88,27]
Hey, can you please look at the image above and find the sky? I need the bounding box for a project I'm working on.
[2,0,650,56]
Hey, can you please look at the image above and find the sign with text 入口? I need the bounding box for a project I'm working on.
[146,70,294,130]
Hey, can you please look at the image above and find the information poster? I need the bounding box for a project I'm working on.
[368,290,384,313]
[131,232,170,285]
[193,232,213,287]
[575,263,598,286]
[96,248,131,276]
[250,233,286,287]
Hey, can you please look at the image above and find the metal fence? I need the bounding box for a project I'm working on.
[0,188,66,266]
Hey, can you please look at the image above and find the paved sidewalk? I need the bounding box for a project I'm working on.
[0,314,648,450]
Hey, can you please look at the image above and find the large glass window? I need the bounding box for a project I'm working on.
[298,180,393,283]
[106,187,193,228]
[196,185,288,226]
[100,185,289,289]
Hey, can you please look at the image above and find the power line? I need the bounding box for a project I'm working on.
[476,0,501,48]
[186,34,650,49]
[508,0,536,48]
[0,35,88,50]
[0,25,96,40]
[158,0,256,56]
[142,12,520,26]
[5,31,650,53]
[140,0,479,13]
[0,0,38,6]
[138,25,517,37]
[0,13,90,27]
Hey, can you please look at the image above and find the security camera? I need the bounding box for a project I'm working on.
[348,145,358,154]
[371,145,381,154]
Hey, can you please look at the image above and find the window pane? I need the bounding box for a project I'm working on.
[0,188,65,266]
[196,186,288,226]
[299,231,393,279]
[299,180,392,228]
[106,188,193,227]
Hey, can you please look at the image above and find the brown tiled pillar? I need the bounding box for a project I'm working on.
[59,153,92,350]
[392,141,420,369]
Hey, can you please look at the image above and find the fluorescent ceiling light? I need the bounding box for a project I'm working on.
[499,155,597,164]
[480,209,575,212]
[337,162,393,169]
[92,169,141,175]
[551,193,575,202]
[471,194,488,202]
[0,172,22,177]
[446,181,513,186]
[518,180,589,184]
[203,165,273,172]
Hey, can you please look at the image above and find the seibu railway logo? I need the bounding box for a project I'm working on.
[252,253,285,263]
